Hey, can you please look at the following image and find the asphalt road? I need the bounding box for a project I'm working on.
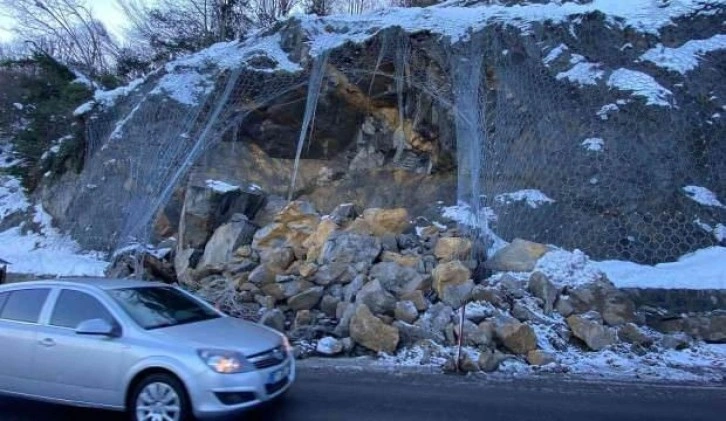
[1,366,724,421]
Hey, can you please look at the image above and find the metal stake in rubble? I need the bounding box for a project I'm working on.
[456,304,466,372]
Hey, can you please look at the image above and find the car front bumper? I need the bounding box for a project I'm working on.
[190,354,296,419]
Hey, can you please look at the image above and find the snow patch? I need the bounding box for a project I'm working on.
[150,71,215,106]
[607,68,673,107]
[596,103,619,120]
[543,43,569,66]
[495,189,555,209]
[205,179,241,193]
[641,34,726,74]
[594,246,726,290]
[0,176,31,219]
[12,103,23,111]
[682,185,725,208]
[582,137,604,152]
[74,78,145,116]
[556,61,605,86]
[535,248,604,288]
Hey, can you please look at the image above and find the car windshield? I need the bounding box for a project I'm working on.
[107,286,220,330]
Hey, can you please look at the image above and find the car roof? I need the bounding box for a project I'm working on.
[0,277,171,292]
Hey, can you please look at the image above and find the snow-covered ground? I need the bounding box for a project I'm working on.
[0,173,108,277]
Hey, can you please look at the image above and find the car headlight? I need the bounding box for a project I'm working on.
[281,335,293,353]
[197,349,249,374]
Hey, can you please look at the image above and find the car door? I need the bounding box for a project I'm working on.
[0,288,52,396]
[33,288,128,407]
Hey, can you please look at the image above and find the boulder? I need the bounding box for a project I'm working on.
[393,321,442,346]
[350,304,400,354]
[344,274,367,303]
[617,323,654,347]
[299,262,317,278]
[178,180,265,251]
[478,349,510,372]
[459,353,480,372]
[434,237,473,262]
[499,274,527,299]
[433,261,473,308]
[255,295,276,309]
[528,271,560,314]
[333,303,356,337]
[316,336,343,355]
[288,286,324,311]
[395,301,419,324]
[261,279,314,301]
[471,285,508,309]
[494,315,537,355]
[252,200,320,252]
[400,290,429,312]
[555,295,575,317]
[484,238,549,272]
[314,263,354,286]
[329,203,357,225]
[568,279,637,326]
[259,247,295,271]
[567,311,617,351]
[473,320,495,347]
[357,279,397,315]
[319,232,382,265]
[414,303,453,342]
[370,262,427,296]
[527,350,556,366]
[320,295,341,318]
[248,264,279,285]
[380,251,421,268]
[302,218,339,262]
[259,309,285,332]
[196,214,257,269]
[361,208,411,237]
[464,301,496,324]
[661,333,691,350]
[294,310,313,329]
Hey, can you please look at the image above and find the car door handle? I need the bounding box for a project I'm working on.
[39,338,56,347]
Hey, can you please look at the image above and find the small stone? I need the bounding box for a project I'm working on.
[478,349,509,372]
[395,301,419,324]
[334,303,356,337]
[471,285,508,309]
[299,262,318,278]
[344,274,367,303]
[320,295,341,318]
[255,295,276,309]
[259,247,295,271]
[567,311,617,351]
[460,353,480,372]
[661,332,691,350]
[314,263,354,286]
[235,245,253,258]
[527,350,556,366]
[499,274,527,299]
[617,323,654,347]
[248,264,279,285]
[556,295,575,317]
[316,336,343,355]
[432,260,473,308]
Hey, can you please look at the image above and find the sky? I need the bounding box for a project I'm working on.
[0,0,129,42]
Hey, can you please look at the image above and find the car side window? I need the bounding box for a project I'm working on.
[50,289,115,329]
[0,288,50,323]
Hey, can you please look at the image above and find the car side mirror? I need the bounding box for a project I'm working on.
[75,318,120,338]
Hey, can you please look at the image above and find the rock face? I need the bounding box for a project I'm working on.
[567,311,617,351]
[350,304,400,354]
[432,261,473,308]
[494,315,537,355]
[484,239,549,272]
[319,232,382,265]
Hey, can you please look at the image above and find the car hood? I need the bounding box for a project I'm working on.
[156,316,282,356]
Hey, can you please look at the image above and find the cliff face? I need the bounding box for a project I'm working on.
[56,1,725,263]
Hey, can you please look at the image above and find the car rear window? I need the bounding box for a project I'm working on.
[0,288,50,323]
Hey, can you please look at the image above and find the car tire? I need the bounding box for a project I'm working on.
[128,373,192,421]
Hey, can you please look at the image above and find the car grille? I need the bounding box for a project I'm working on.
[248,345,287,370]
[265,378,288,395]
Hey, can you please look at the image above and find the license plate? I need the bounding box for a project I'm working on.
[268,363,289,383]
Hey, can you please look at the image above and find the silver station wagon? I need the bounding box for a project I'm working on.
[0,278,295,420]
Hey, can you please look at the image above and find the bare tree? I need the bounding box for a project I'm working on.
[0,0,118,77]
[252,0,299,26]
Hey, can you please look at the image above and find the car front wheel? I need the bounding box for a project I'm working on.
[129,373,192,421]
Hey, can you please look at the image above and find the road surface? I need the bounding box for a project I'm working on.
[1,365,724,420]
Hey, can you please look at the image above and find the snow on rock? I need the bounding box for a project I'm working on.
[596,103,619,120]
[682,185,725,208]
[205,179,241,193]
[594,246,726,290]
[543,43,568,66]
[12,103,23,111]
[714,224,726,243]
[440,202,507,254]
[640,34,726,74]
[74,78,145,116]
[495,189,555,209]
[581,138,604,152]
[0,176,31,219]
[150,71,215,106]
[556,59,604,86]
[607,68,673,107]
[534,248,604,288]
